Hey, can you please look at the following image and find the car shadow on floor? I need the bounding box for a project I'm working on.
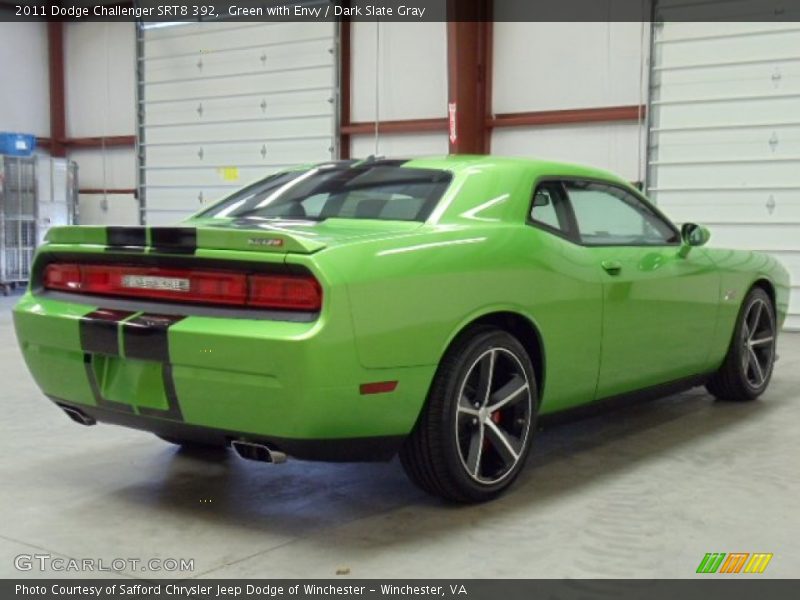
[98,386,775,543]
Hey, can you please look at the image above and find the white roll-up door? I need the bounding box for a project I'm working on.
[648,18,800,330]
[137,20,338,225]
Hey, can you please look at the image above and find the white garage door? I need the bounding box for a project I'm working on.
[648,20,800,330]
[137,20,338,225]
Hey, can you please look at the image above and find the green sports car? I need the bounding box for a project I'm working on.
[13,156,791,502]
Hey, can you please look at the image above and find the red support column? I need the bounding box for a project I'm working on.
[47,22,66,157]
[339,19,352,159]
[446,1,492,154]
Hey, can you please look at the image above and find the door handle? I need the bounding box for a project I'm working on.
[601,260,622,275]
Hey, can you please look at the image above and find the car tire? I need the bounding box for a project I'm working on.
[400,326,538,503]
[706,287,777,402]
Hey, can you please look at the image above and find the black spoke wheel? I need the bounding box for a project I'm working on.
[707,287,777,402]
[400,326,538,503]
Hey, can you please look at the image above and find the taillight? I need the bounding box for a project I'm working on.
[43,263,322,312]
[249,274,322,311]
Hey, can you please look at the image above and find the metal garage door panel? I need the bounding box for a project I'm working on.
[650,125,800,161]
[145,67,333,103]
[655,97,800,129]
[707,223,800,253]
[145,89,333,126]
[654,160,800,187]
[656,22,800,40]
[145,137,332,168]
[656,62,800,99]
[142,209,206,226]
[655,190,800,223]
[649,16,800,329]
[145,40,333,84]
[657,29,800,65]
[145,116,334,144]
[139,20,337,226]
[145,185,242,213]
[145,166,279,187]
[144,22,333,60]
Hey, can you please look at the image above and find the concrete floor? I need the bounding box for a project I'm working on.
[1,292,798,580]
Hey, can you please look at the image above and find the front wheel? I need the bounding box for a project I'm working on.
[400,327,537,503]
[706,287,777,402]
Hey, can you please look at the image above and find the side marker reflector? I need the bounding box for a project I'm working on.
[359,381,398,395]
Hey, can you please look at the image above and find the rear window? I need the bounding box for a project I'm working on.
[198,164,452,222]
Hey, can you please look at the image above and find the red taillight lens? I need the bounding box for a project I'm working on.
[43,263,322,312]
[43,263,82,290]
[248,274,322,311]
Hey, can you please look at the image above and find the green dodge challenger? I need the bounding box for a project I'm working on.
[13,156,791,502]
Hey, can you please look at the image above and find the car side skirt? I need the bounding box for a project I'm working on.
[539,373,712,427]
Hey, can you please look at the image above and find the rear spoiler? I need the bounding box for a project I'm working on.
[44,226,327,255]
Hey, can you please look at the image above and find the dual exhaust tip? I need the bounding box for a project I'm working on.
[61,405,97,426]
[231,440,287,464]
[58,405,288,464]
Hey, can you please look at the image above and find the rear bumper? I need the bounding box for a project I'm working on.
[14,292,436,460]
[51,398,404,461]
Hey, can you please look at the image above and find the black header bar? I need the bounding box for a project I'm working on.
[3,0,800,22]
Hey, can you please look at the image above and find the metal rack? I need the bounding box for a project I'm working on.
[0,155,77,295]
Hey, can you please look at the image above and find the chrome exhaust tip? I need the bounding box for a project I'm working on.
[60,405,96,426]
[231,440,287,464]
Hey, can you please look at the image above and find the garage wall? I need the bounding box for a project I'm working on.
[349,22,448,157]
[491,22,648,181]
[64,21,138,225]
[0,22,50,137]
[648,21,800,330]
[492,122,643,181]
[351,131,448,157]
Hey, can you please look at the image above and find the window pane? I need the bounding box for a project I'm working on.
[531,188,561,230]
[567,183,675,245]
[198,165,452,223]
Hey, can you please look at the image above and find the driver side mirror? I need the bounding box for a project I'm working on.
[679,222,711,256]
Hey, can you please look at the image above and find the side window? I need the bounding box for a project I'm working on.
[565,182,678,246]
[530,182,572,238]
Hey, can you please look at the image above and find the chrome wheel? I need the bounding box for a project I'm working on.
[741,297,776,389]
[455,347,533,485]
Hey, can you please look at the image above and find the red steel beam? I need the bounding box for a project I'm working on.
[63,135,137,149]
[47,22,66,157]
[341,118,449,136]
[37,136,137,150]
[482,16,493,154]
[339,18,352,159]
[490,105,646,129]
[446,0,492,154]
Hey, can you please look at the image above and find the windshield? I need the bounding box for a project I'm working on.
[197,163,453,222]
